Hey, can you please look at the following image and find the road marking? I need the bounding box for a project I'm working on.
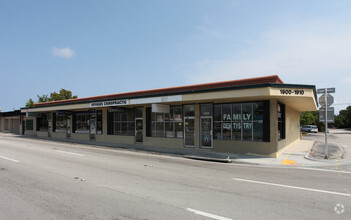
[0,140,9,144]
[232,178,351,197]
[0,155,20,163]
[53,149,84,156]
[296,167,351,174]
[186,208,232,220]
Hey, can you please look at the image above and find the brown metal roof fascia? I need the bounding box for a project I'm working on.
[33,75,283,107]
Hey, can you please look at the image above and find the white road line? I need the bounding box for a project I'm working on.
[232,178,351,197]
[0,155,20,163]
[54,149,84,156]
[0,140,9,144]
[296,167,351,174]
[186,208,232,220]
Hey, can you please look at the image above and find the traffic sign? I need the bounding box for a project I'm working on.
[319,94,334,106]
[319,107,335,123]
[317,88,335,94]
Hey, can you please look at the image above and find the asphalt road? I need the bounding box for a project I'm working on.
[0,134,350,220]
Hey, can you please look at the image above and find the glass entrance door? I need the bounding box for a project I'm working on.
[184,117,195,147]
[135,118,143,143]
[200,117,213,148]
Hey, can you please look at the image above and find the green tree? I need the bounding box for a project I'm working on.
[300,111,325,131]
[50,89,78,101]
[37,94,50,103]
[335,106,351,128]
[25,89,78,107]
[300,111,319,125]
[25,98,35,107]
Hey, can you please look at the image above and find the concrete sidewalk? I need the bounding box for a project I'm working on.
[185,139,351,167]
[1,132,350,167]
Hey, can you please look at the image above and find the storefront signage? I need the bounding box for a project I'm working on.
[280,89,305,95]
[90,99,129,107]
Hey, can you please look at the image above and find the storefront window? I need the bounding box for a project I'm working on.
[214,104,222,139]
[96,111,103,134]
[232,104,242,140]
[277,103,285,140]
[111,108,135,136]
[214,101,265,141]
[75,114,89,133]
[253,102,264,141]
[26,119,33,131]
[37,113,48,131]
[151,106,183,138]
[56,115,67,132]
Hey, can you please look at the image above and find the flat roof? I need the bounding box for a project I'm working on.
[29,75,284,108]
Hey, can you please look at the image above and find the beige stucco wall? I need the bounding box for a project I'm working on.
[37,131,48,137]
[71,133,90,141]
[277,104,301,156]
[96,134,135,145]
[51,132,67,139]
[143,136,184,149]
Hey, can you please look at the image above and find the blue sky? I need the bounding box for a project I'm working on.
[1,0,351,113]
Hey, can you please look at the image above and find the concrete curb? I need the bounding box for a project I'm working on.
[304,153,351,165]
[183,155,232,163]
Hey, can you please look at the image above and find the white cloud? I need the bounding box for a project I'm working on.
[183,17,351,86]
[52,47,75,59]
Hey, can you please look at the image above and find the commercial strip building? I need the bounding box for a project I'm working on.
[19,75,318,157]
[0,110,24,134]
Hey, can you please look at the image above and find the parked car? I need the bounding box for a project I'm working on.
[301,125,318,133]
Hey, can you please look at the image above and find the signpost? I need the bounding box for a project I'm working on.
[317,87,335,159]
[319,107,335,122]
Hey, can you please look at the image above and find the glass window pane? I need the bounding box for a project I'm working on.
[214,104,221,121]
[222,104,231,121]
[242,103,252,121]
[165,122,174,137]
[184,105,195,116]
[121,111,128,121]
[200,104,212,116]
[114,122,121,135]
[128,122,135,136]
[128,108,135,121]
[121,122,128,135]
[152,122,157,137]
[214,121,222,140]
[156,113,164,122]
[156,122,164,137]
[242,121,252,140]
[164,113,170,121]
[173,106,183,121]
[175,122,183,138]
[135,107,143,118]
[232,122,241,140]
[232,104,241,121]
[222,121,231,140]
[253,121,263,141]
[253,102,264,120]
